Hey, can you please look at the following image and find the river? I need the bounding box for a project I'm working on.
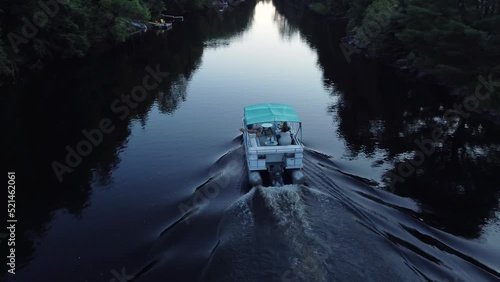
[5,0,500,281]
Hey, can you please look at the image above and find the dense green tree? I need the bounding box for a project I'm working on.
[0,0,151,80]
[0,0,213,84]
[142,0,167,18]
[303,0,500,110]
[396,0,493,81]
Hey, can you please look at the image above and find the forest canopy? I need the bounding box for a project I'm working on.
[313,0,500,109]
[0,0,208,84]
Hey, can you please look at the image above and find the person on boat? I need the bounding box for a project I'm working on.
[277,122,292,145]
[240,124,262,136]
[276,122,290,139]
[280,122,290,132]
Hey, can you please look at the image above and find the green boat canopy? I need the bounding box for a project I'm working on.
[244,103,301,125]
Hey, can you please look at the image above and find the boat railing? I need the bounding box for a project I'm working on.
[248,145,303,155]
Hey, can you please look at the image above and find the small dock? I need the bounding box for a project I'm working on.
[161,15,184,22]
[149,22,173,29]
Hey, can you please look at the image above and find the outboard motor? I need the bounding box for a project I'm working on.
[269,165,284,186]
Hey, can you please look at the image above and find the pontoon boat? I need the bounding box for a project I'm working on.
[241,103,305,186]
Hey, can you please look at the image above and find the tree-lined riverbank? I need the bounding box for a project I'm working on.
[0,0,217,85]
[305,0,500,114]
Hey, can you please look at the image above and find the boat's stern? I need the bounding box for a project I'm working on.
[244,138,305,186]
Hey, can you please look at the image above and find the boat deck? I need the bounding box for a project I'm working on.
[247,134,296,148]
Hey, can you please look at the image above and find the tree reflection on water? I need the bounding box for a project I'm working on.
[273,0,500,238]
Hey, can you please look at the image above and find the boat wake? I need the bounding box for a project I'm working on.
[199,148,500,282]
[132,144,500,282]
[201,183,409,282]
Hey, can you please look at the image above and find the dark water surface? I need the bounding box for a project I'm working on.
[5,0,500,281]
